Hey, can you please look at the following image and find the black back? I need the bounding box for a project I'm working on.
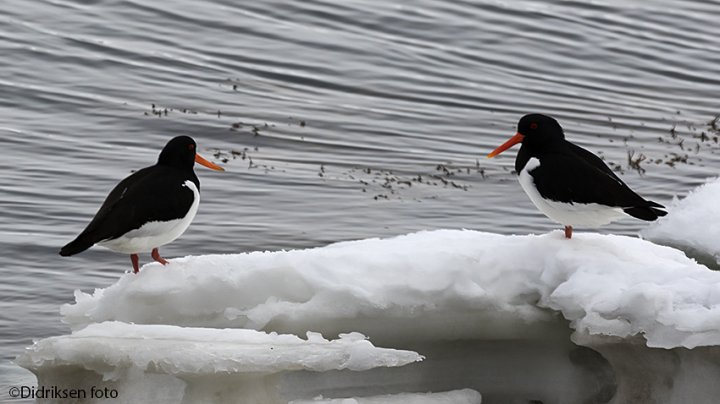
[60,136,200,256]
[515,114,666,219]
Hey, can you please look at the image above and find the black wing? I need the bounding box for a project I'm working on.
[564,141,626,183]
[531,141,663,210]
[60,165,196,255]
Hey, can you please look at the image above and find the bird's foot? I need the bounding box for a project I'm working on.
[151,248,169,265]
[564,226,573,239]
[130,254,140,273]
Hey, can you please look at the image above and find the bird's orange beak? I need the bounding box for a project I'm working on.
[195,153,225,171]
[487,132,525,158]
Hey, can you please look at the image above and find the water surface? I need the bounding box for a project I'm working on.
[1,0,719,399]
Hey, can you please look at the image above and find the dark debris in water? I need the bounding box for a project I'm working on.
[627,150,647,175]
[652,114,720,167]
[143,100,308,141]
[230,121,275,137]
[208,143,486,201]
[597,113,720,174]
[286,116,307,128]
[210,147,279,173]
[229,116,307,137]
[144,103,200,117]
[339,161,488,200]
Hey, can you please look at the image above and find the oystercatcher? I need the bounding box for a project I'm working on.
[488,114,666,238]
[60,136,224,272]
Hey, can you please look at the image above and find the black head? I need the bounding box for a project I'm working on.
[516,114,565,150]
[156,136,224,172]
[157,136,198,169]
[488,113,565,158]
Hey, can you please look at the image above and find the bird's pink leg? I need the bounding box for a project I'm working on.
[151,248,169,265]
[130,254,140,273]
[564,226,573,239]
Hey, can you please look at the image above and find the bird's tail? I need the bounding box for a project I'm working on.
[623,200,667,221]
[59,233,95,256]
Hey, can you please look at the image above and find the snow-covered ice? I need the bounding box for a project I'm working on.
[642,176,720,267]
[290,389,482,404]
[19,185,720,403]
[62,229,720,349]
[17,322,422,376]
[17,322,422,404]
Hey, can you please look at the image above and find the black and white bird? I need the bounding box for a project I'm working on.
[60,136,224,272]
[488,114,666,239]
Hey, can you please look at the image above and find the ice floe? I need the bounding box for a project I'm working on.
[62,230,720,349]
[19,177,720,403]
[642,176,720,267]
[289,389,482,404]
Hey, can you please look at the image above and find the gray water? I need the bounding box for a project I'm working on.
[2,0,720,400]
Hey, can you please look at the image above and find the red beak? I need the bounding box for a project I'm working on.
[195,153,225,171]
[487,132,525,158]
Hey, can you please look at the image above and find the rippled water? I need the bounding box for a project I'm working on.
[2,0,720,398]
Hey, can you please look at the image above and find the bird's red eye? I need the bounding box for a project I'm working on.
[530,122,538,129]
[188,144,195,150]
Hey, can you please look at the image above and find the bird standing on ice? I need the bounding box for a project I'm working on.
[487,114,666,239]
[60,136,224,272]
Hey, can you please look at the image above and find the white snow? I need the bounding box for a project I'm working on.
[642,176,720,266]
[17,321,422,376]
[17,322,423,404]
[63,229,720,349]
[290,389,482,404]
[21,187,720,403]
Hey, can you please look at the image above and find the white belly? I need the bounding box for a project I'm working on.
[518,158,627,228]
[98,180,200,253]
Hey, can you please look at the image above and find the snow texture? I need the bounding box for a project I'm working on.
[17,322,422,377]
[63,229,720,349]
[21,186,720,403]
[290,389,482,404]
[642,176,720,266]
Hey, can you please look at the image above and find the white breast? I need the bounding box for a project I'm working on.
[98,180,200,254]
[518,158,627,228]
